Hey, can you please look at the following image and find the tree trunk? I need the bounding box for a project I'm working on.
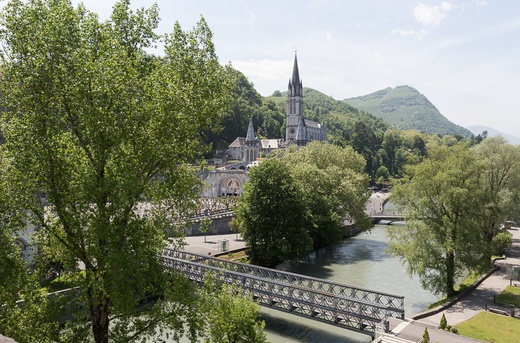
[446,251,456,297]
[91,295,110,343]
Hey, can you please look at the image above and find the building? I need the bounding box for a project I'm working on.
[284,54,327,145]
[226,53,327,162]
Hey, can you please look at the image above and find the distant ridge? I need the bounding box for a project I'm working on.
[466,125,520,145]
[343,85,472,137]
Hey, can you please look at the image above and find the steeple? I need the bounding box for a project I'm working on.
[245,116,256,146]
[288,53,303,97]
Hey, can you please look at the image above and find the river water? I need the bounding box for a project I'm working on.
[262,225,440,342]
[157,201,439,342]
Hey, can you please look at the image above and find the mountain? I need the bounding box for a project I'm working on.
[466,125,520,145]
[343,85,472,137]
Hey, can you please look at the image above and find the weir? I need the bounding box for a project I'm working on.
[161,249,405,337]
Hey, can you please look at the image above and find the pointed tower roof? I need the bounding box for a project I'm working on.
[246,116,256,143]
[292,53,300,86]
[288,53,303,97]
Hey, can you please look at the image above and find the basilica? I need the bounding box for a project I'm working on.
[226,54,327,162]
[200,54,328,200]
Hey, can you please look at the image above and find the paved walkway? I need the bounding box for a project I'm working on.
[417,227,520,325]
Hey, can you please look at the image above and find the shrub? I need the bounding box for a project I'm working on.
[440,313,447,329]
[421,327,430,343]
[492,231,513,255]
[451,327,459,334]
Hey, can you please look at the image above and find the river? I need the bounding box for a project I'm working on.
[156,200,439,342]
[262,225,440,342]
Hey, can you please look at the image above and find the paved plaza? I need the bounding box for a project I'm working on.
[182,232,246,256]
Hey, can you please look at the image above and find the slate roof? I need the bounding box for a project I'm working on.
[228,137,246,148]
[260,139,281,149]
[304,119,324,129]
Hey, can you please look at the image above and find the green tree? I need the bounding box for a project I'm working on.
[233,158,312,266]
[421,327,430,343]
[218,70,262,145]
[389,143,485,296]
[0,155,63,342]
[473,137,520,261]
[199,216,212,243]
[440,313,447,330]
[381,130,400,175]
[199,276,267,343]
[0,1,233,342]
[351,121,378,176]
[376,166,390,183]
[280,142,371,248]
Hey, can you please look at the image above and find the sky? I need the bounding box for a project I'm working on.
[71,0,520,136]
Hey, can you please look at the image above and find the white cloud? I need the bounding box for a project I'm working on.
[475,0,489,7]
[414,2,454,27]
[391,28,425,37]
[326,32,333,42]
[231,59,293,95]
[245,6,256,32]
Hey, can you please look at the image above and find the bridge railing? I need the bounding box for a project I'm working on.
[162,249,404,319]
[161,254,399,334]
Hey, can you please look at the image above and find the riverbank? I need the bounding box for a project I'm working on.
[183,191,392,256]
[416,226,520,325]
[377,226,520,343]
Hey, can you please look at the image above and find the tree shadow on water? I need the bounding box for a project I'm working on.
[277,238,392,280]
[260,311,370,343]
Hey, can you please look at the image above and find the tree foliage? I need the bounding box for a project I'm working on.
[0,0,236,342]
[0,153,64,342]
[198,275,267,343]
[280,142,371,248]
[389,143,485,296]
[390,138,520,297]
[473,137,520,260]
[234,142,370,264]
[233,158,312,266]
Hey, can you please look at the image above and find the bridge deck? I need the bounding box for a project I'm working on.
[162,249,404,336]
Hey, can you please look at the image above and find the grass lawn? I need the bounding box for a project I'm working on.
[41,271,84,293]
[218,250,249,263]
[456,312,520,343]
[497,286,520,308]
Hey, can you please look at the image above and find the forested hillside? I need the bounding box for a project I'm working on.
[211,70,478,180]
[265,88,390,146]
[343,85,472,137]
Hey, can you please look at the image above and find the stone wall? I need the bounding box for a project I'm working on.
[185,216,234,236]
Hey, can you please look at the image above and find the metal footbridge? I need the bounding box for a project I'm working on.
[161,249,405,336]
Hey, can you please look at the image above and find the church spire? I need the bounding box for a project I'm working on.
[245,116,256,145]
[288,53,303,97]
